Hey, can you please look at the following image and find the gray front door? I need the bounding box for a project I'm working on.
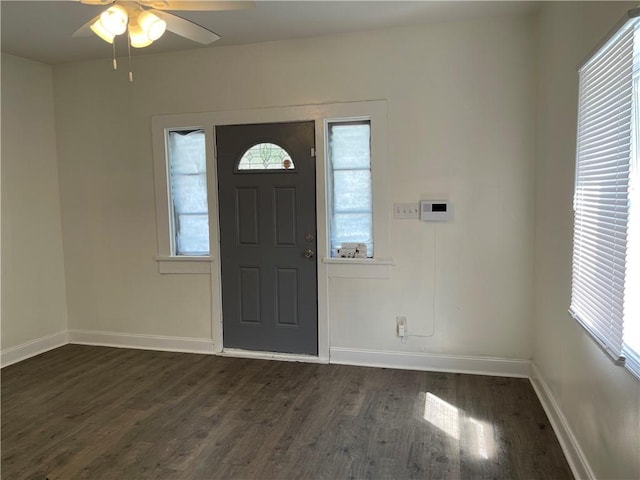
[216,121,317,355]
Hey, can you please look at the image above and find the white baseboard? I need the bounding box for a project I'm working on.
[68,329,215,355]
[530,362,593,480]
[329,347,530,378]
[1,331,69,368]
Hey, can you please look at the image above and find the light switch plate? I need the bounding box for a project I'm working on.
[393,203,419,219]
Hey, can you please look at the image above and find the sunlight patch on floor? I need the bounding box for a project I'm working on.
[468,417,496,460]
[423,392,460,440]
[423,392,497,460]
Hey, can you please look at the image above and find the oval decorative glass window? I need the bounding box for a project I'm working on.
[237,143,295,171]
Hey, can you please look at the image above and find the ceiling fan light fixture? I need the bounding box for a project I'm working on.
[90,18,116,44]
[138,10,166,41]
[129,24,153,48]
[100,4,128,36]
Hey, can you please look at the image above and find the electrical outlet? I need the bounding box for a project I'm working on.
[393,203,419,219]
[397,316,407,337]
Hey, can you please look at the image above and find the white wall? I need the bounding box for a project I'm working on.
[52,14,536,359]
[534,2,640,478]
[1,54,69,350]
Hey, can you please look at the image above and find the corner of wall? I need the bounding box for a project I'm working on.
[1,53,70,354]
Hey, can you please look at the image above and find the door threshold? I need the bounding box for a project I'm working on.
[219,348,326,364]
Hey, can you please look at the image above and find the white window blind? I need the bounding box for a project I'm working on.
[571,14,640,367]
[623,68,640,372]
[328,121,373,257]
[167,129,209,256]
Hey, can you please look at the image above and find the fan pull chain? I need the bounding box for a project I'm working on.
[127,33,133,82]
[112,39,117,70]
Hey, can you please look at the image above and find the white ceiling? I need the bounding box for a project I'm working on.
[1,1,538,65]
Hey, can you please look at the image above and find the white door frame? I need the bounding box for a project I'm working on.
[152,100,390,364]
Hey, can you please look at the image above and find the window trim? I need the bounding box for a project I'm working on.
[326,119,374,258]
[152,123,213,273]
[571,8,640,380]
[323,108,391,270]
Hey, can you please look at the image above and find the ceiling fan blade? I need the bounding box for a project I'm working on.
[72,13,102,37]
[142,1,254,11]
[152,10,220,44]
[79,0,114,5]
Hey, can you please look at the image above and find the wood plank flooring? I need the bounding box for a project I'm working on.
[1,345,573,480]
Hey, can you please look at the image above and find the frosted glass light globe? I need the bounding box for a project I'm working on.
[138,11,166,41]
[100,5,128,36]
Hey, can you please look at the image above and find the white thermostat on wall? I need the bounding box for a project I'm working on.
[420,200,451,222]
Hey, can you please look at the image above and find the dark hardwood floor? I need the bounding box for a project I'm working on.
[1,345,572,480]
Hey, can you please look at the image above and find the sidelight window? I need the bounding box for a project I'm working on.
[167,129,210,256]
[327,121,373,258]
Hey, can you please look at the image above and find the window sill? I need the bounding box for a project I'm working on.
[569,310,640,382]
[322,257,394,279]
[622,346,640,382]
[155,256,212,274]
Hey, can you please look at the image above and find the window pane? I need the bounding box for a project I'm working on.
[334,170,372,213]
[332,213,373,256]
[238,142,295,170]
[171,174,208,213]
[168,129,209,255]
[330,123,370,169]
[169,131,206,174]
[329,121,373,257]
[176,214,209,255]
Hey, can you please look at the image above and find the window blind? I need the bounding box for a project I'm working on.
[328,121,373,257]
[571,17,639,364]
[168,129,209,256]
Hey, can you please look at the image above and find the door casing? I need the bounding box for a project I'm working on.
[152,100,390,363]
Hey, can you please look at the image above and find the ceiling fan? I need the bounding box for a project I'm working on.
[73,0,253,79]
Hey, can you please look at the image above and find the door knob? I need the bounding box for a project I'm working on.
[303,249,315,259]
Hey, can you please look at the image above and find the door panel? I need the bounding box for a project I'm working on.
[239,267,261,324]
[274,187,297,246]
[217,121,317,354]
[236,187,259,245]
[275,268,298,326]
